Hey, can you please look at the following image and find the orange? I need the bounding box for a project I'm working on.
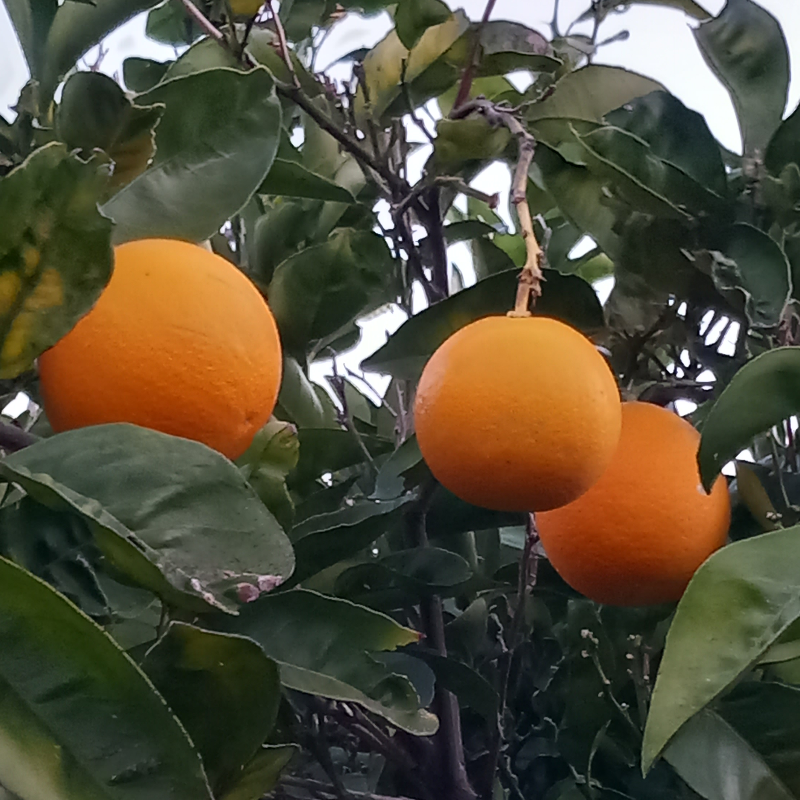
[413,315,622,512]
[537,401,731,606]
[38,238,282,460]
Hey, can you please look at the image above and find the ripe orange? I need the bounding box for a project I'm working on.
[38,238,282,460]
[413,316,622,512]
[537,401,731,606]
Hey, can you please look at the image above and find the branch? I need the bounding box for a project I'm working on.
[0,420,38,452]
[276,776,416,800]
[266,0,300,88]
[450,0,498,114]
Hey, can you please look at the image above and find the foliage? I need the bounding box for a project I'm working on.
[1,0,800,799]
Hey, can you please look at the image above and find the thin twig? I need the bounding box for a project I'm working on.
[266,0,300,88]
[450,0,498,114]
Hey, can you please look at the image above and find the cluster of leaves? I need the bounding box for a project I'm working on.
[4,0,800,799]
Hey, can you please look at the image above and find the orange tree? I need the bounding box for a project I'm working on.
[1,0,800,798]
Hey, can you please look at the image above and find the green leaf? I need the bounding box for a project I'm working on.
[642,525,800,771]
[267,228,394,355]
[605,90,728,197]
[473,21,559,77]
[145,0,207,45]
[122,57,171,93]
[275,358,339,430]
[432,116,511,173]
[336,547,473,599]
[664,706,794,800]
[358,10,470,119]
[56,71,164,192]
[0,142,113,379]
[214,588,437,735]
[527,65,664,123]
[0,556,212,800]
[576,125,722,218]
[395,0,451,50]
[362,268,604,380]
[290,496,414,584]
[697,348,800,490]
[708,223,791,329]
[0,496,110,619]
[289,428,394,489]
[437,75,515,118]
[535,144,622,260]
[0,424,295,613]
[236,418,299,530]
[220,745,297,800]
[693,0,789,156]
[40,0,165,104]
[259,159,357,203]
[142,623,281,796]
[102,67,281,244]
[766,100,800,176]
[162,36,238,80]
[2,0,57,79]
[412,651,499,721]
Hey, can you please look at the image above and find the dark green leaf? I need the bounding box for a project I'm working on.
[697,348,800,489]
[412,651,499,721]
[605,90,728,197]
[642,525,800,771]
[220,745,297,800]
[142,623,281,795]
[395,0,451,50]
[0,496,110,619]
[576,125,717,218]
[766,100,800,176]
[102,67,281,244]
[41,0,165,104]
[0,142,113,379]
[236,418,299,530]
[290,495,414,583]
[289,428,394,489]
[362,268,604,379]
[214,588,437,734]
[122,57,170,92]
[336,547,473,596]
[3,0,57,79]
[694,0,789,155]
[535,144,622,260]
[708,223,790,329]
[260,159,357,202]
[579,0,710,19]
[145,0,206,45]
[664,708,794,800]
[56,71,164,191]
[527,65,664,123]
[267,228,394,355]
[0,556,212,800]
[437,75,515,118]
[275,358,339,430]
[471,237,517,279]
[162,36,238,80]
[0,424,295,613]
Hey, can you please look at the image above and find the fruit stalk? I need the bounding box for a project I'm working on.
[506,117,543,317]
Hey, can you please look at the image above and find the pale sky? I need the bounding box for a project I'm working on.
[1,0,799,417]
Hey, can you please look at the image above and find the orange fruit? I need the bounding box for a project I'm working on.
[537,401,731,606]
[39,238,282,460]
[413,316,622,512]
